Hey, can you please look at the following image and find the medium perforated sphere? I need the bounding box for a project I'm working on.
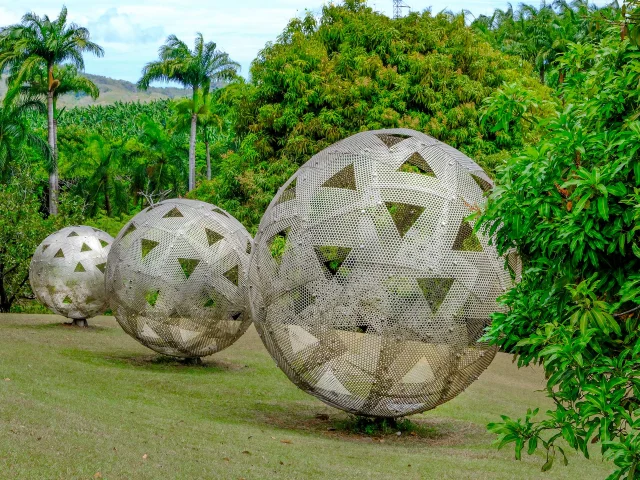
[105,199,253,358]
[30,226,114,319]
[249,129,513,418]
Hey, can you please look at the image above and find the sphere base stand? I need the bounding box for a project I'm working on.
[180,357,203,366]
[71,318,88,328]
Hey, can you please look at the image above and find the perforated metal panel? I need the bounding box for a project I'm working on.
[249,129,512,417]
[105,199,253,358]
[30,226,113,320]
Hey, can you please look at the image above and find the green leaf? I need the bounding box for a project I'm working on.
[527,436,538,455]
[574,195,591,214]
[597,197,609,220]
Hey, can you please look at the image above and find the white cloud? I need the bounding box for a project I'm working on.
[88,8,164,44]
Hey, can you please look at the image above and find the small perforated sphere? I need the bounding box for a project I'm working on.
[105,199,253,358]
[249,129,514,418]
[30,226,114,320]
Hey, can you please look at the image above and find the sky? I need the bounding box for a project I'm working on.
[0,0,613,84]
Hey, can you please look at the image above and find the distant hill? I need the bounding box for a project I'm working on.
[0,73,191,107]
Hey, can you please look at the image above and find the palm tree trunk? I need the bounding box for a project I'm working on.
[54,116,58,174]
[104,177,112,217]
[47,86,58,215]
[206,141,211,181]
[189,113,197,191]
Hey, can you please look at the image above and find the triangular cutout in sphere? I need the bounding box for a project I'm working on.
[322,164,357,191]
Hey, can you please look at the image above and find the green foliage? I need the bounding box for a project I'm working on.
[9,298,52,314]
[480,81,554,149]
[190,1,548,230]
[479,22,640,478]
[138,33,240,191]
[84,210,134,238]
[5,64,100,110]
[55,99,176,136]
[37,102,191,214]
[0,5,105,214]
[471,1,617,85]
[0,98,48,179]
[269,231,289,265]
[0,168,84,312]
[66,134,127,217]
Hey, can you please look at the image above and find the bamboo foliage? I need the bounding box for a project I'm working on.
[190,1,548,230]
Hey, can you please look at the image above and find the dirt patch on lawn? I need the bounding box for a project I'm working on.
[113,353,247,371]
[253,404,486,447]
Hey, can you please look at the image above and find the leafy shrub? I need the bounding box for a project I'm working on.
[84,210,135,238]
[479,25,640,479]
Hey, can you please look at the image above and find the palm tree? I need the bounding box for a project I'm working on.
[517,4,557,83]
[173,95,224,181]
[69,134,126,217]
[6,64,100,149]
[137,33,239,191]
[199,98,225,181]
[0,6,104,214]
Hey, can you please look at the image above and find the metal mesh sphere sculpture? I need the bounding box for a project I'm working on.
[30,226,114,323]
[105,199,253,358]
[249,129,513,418]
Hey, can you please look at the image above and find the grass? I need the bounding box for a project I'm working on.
[0,314,614,480]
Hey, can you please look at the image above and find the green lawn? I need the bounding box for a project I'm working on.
[0,314,612,480]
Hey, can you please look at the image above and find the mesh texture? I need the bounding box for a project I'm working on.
[29,226,114,319]
[106,199,253,358]
[249,128,512,417]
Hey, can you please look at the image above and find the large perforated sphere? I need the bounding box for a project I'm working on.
[249,129,513,418]
[105,199,253,358]
[30,226,114,319]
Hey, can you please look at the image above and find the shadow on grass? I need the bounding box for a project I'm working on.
[12,322,113,333]
[241,400,484,446]
[59,348,248,374]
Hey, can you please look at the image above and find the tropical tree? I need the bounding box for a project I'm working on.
[173,94,225,180]
[66,134,127,217]
[0,6,103,214]
[0,97,49,180]
[478,17,640,479]
[191,1,550,230]
[124,116,188,204]
[5,64,100,144]
[471,1,617,85]
[137,33,239,191]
